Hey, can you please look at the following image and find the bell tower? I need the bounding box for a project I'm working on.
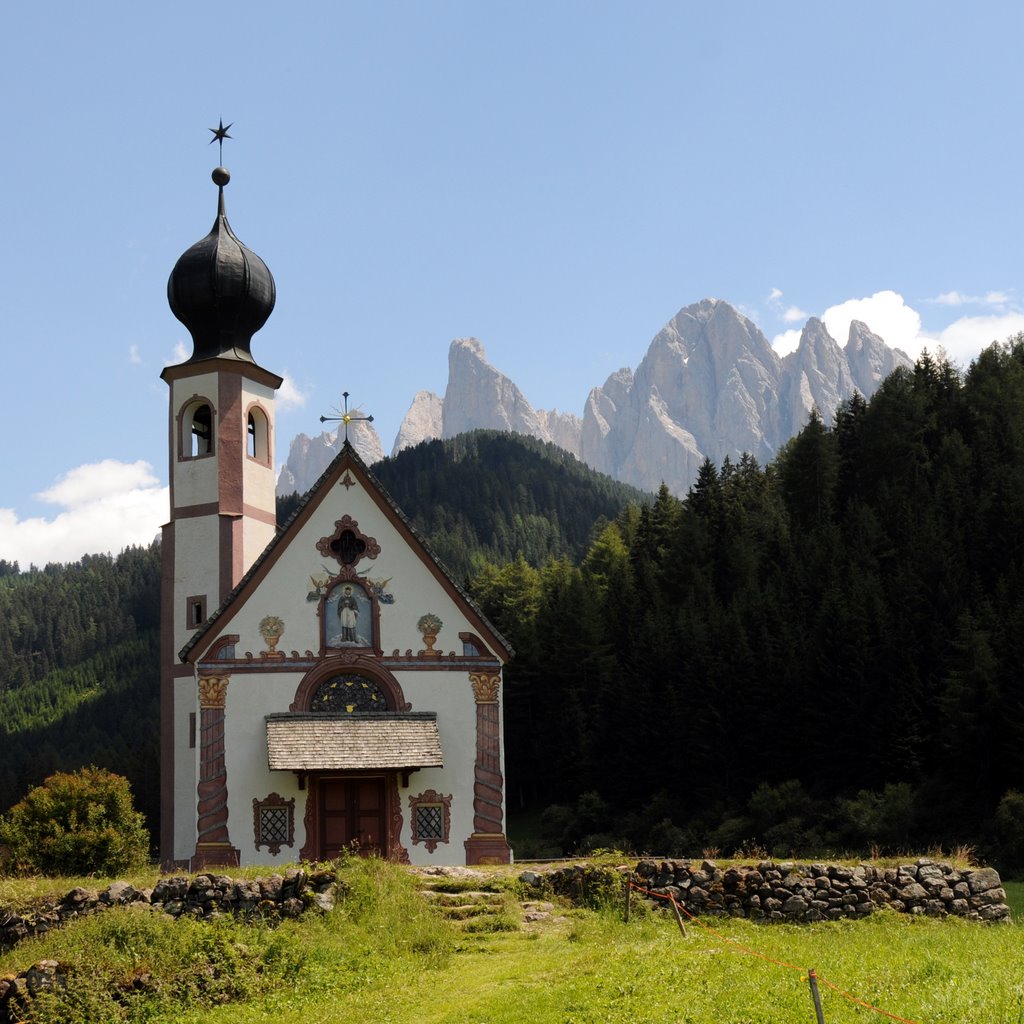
[159,161,281,865]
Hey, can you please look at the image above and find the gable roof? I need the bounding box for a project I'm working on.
[180,441,512,664]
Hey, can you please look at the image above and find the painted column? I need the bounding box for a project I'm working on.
[191,674,240,869]
[464,672,512,864]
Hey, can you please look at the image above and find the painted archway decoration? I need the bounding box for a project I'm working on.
[290,657,411,713]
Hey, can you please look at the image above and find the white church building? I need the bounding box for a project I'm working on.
[159,163,512,869]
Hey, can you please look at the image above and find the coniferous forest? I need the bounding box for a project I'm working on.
[5,339,1024,866]
[471,340,1024,865]
[0,548,161,837]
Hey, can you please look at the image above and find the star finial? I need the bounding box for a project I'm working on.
[209,119,233,162]
[320,391,374,443]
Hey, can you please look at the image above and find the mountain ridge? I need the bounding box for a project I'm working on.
[278,298,911,496]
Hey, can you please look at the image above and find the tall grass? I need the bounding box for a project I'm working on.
[0,858,452,1024]
[3,862,1024,1023]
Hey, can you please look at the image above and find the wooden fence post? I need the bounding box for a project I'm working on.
[670,897,688,938]
[807,968,826,1024]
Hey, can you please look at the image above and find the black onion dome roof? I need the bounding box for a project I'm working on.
[167,167,276,363]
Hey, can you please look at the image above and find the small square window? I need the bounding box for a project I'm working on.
[186,595,207,629]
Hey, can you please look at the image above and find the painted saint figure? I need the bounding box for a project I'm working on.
[337,585,358,642]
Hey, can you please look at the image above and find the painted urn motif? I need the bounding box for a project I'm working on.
[258,615,286,659]
[416,613,443,658]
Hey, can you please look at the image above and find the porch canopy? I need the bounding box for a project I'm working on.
[266,711,443,771]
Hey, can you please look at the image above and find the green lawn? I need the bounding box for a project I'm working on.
[4,863,1024,1024]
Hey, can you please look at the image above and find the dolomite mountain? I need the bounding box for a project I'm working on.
[276,414,383,497]
[277,299,911,497]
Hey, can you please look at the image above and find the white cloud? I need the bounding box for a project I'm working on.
[769,288,1024,366]
[924,312,1024,366]
[783,305,808,323]
[163,341,189,366]
[822,291,923,353]
[772,328,802,356]
[0,461,167,567]
[277,374,308,410]
[37,460,159,506]
[928,289,1012,309]
[129,344,142,364]
[768,287,783,303]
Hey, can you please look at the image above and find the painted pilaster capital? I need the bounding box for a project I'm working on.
[469,672,500,704]
[198,675,230,708]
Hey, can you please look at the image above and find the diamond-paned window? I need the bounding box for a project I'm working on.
[416,804,444,840]
[253,793,295,856]
[409,789,452,853]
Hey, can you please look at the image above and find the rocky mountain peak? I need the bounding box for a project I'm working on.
[846,319,911,396]
[276,413,383,496]
[779,319,856,437]
[279,298,914,499]
[390,390,443,456]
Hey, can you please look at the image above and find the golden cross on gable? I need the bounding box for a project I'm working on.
[320,392,374,443]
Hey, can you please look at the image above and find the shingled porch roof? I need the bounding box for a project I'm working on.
[266,712,443,772]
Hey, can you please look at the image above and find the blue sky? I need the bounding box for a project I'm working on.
[2,0,1023,566]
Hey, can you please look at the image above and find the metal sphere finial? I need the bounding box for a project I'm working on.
[212,166,231,187]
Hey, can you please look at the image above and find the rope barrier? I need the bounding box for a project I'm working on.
[817,976,922,1024]
[628,881,923,1024]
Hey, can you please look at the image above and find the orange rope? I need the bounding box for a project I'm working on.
[629,881,922,1024]
[817,976,923,1024]
[633,883,805,971]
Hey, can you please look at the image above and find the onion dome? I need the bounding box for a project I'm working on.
[167,167,276,363]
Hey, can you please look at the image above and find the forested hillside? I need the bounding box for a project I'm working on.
[281,431,649,579]
[472,340,1024,862]
[0,547,161,833]
[0,547,160,691]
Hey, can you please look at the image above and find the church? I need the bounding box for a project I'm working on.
[159,160,513,870]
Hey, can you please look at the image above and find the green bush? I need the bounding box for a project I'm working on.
[0,766,150,876]
[991,790,1024,875]
[837,782,916,851]
[540,791,613,853]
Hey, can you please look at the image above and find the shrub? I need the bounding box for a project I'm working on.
[644,818,695,857]
[0,766,150,876]
[837,782,916,852]
[991,790,1024,875]
[540,791,612,853]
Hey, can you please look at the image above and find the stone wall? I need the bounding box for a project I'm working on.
[631,857,1010,923]
[0,867,337,954]
[0,867,338,1023]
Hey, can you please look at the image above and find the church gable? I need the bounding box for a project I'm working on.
[185,445,508,668]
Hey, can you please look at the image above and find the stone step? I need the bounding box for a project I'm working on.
[419,889,505,905]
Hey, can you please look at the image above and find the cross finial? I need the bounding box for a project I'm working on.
[320,391,374,443]
[209,119,233,163]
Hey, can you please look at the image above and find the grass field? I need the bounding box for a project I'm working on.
[2,863,1023,1023]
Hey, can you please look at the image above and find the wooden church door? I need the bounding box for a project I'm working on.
[320,777,386,858]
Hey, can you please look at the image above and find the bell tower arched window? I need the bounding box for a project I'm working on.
[246,405,270,464]
[179,398,215,459]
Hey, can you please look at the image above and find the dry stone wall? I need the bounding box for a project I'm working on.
[0,867,337,955]
[0,867,339,1023]
[632,857,1010,923]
